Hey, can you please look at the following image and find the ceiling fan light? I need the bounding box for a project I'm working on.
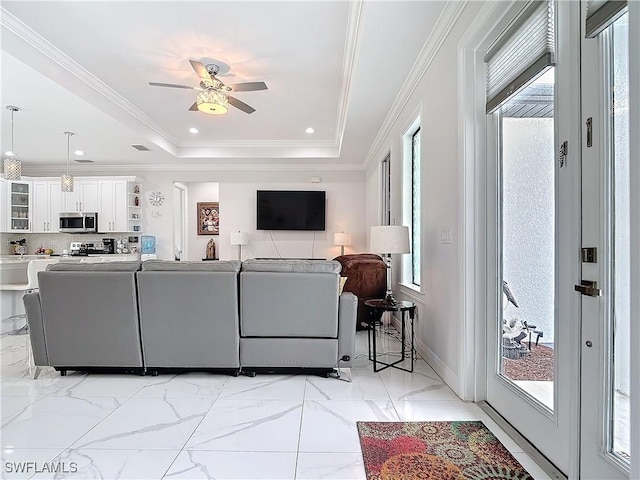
[196,89,228,115]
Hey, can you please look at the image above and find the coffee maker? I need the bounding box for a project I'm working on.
[102,238,115,254]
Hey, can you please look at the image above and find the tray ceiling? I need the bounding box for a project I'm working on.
[1,1,447,170]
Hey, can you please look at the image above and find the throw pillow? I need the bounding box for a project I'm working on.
[339,276,348,295]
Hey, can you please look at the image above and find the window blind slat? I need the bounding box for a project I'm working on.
[585,0,627,38]
[485,0,554,114]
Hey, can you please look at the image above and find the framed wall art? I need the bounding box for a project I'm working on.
[197,202,219,235]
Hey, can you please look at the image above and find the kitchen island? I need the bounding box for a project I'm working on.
[1,254,140,332]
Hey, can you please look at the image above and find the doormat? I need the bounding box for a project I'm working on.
[357,421,533,480]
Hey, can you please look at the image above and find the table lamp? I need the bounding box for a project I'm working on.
[334,232,352,256]
[370,225,410,304]
[230,231,249,261]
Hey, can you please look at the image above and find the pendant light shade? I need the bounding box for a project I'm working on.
[61,131,75,192]
[3,106,21,180]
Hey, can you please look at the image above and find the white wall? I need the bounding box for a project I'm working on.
[34,169,367,262]
[365,2,484,395]
[218,176,365,261]
[184,182,219,261]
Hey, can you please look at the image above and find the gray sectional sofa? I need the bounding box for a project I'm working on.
[23,258,357,378]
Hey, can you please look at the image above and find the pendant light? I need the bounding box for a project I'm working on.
[61,131,74,192]
[3,106,22,180]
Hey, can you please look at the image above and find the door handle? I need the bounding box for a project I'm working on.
[574,280,602,297]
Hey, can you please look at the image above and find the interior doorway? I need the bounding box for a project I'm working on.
[173,182,187,261]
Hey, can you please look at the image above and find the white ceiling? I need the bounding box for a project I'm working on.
[1,1,447,171]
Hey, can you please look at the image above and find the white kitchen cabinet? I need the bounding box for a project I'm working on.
[98,179,129,232]
[61,179,98,213]
[6,180,31,233]
[32,179,62,233]
[97,178,142,233]
[0,180,6,233]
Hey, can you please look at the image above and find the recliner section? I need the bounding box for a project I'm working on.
[137,260,241,369]
[23,259,357,376]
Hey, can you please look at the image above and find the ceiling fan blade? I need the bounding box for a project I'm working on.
[228,95,256,114]
[227,81,268,92]
[189,59,211,81]
[188,102,199,111]
[149,82,196,90]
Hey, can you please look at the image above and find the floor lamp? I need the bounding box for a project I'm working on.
[370,225,410,305]
[230,232,249,261]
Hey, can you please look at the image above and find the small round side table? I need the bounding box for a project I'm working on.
[364,299,416,373]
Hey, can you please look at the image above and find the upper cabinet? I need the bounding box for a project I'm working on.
[3,176,142,234]
[32,179,62,233]
[98,177,142,233]
[6,180,31,232]
[61,179,98,213]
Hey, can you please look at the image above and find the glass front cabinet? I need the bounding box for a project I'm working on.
[7,180,31,232]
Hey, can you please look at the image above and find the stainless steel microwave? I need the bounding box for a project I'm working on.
[59,212,98,233]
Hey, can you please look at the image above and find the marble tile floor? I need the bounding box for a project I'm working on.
[1,329,553,480]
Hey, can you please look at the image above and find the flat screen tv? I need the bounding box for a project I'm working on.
[257,190,326,231]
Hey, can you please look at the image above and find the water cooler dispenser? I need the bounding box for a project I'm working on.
[140,235,157,261]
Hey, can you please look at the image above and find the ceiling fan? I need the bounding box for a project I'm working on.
[149,60,267,115]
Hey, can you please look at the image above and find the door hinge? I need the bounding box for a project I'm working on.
[559,140,568,168]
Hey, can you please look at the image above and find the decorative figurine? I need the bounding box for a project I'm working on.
[206,239,216,260]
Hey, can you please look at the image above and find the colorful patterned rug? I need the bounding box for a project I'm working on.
[357,421,533,480]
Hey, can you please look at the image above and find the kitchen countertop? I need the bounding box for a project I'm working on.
[1,254,141,286]
[0,254,139,263]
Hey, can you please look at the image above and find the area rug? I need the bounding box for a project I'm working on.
[503,344,554,381]
[357,421,533,480]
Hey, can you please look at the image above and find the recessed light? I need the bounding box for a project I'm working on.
[74,150,85,156]
[189,127,199,134]
[306,127,314,134]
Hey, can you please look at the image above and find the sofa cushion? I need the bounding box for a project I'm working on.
[47,261,141,272]
[141,259,241,272]
[240,271,339,338]
[339,276,348,295]
[242,258,341,274]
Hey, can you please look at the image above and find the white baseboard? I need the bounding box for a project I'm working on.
[389,314,462,398]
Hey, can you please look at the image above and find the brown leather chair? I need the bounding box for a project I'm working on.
[333,254,387,330]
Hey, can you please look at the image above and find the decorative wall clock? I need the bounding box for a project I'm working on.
[149,191,165,206]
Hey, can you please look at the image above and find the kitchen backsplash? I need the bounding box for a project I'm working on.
[3,233,137,256]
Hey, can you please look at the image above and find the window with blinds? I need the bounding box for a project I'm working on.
[485,0,555,113]
[585,0,627,38]
[381,152,391,226]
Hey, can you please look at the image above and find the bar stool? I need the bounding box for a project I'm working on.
[1,259,58,335]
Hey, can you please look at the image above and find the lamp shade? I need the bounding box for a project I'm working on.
[370,225,410,254]
[230,232,249,246]
[333,232,352,247]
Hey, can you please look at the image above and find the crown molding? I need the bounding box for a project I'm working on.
[24,162,364,175]
[362,0,469,169]
[0,6,345,159]
[334,0,363,152]
[0,7,179,151]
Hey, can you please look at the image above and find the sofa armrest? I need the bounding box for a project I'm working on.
[23,292,49,367]
[337,292,357,367]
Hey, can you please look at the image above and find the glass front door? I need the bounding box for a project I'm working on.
[579,9,631,478]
